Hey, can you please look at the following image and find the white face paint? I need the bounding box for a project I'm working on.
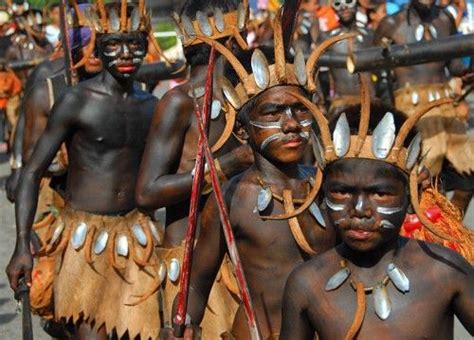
[325,198,345,211]
[376,206,403,215]
[260,132,283,150]
[380,220,396,229]
[355,196,364,212]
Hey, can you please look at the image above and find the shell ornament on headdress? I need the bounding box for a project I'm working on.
[172,0,250,50]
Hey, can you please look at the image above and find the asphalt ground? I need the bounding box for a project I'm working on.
[0,149,472,339]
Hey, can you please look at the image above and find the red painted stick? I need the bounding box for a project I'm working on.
[192,97,262,340]
[173,46,216,336]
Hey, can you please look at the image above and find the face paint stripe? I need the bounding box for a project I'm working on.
[381,220,396,229]
[325,198,345,211]
[260,133,282,150]
[249,120,282,129]
[355,196,364,212]
[376,206,402,215]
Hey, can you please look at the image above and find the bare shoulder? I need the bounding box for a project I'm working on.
[375,11,404,40]
[407,238,473,278]
[152,83,193,123]
[285,248,340,299]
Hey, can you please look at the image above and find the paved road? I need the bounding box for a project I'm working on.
[0,153,472,339]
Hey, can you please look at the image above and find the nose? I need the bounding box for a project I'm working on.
[121,43,131,57]
[281,108,301,133]
[351,194,372,218]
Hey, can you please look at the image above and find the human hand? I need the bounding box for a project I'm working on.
[5,242,33,293]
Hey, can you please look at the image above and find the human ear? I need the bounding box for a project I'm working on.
[417,166,431,190]
[234,119,249,141]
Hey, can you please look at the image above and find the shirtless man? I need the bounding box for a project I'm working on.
[173,40,338,337]
[321,0,375,119]
[374,0,474,213]
[280,107,474,339]
[6,2,162,339]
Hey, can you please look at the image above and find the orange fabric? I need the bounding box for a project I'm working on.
[0,70,22,108]
[315,6,340,32]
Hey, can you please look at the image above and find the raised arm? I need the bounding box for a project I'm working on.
[280,267,315,340]
[136,89,252,212]
[5,90,78,292]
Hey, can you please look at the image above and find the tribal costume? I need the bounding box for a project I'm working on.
[394,82,474,176]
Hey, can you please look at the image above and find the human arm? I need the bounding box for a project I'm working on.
[5,90,78,292]
[452,255,474,334]
[22,80,50,162]
[5,102,25,202]
[373,16,397,47]
[280,266,315,340]
[136,89,252,212]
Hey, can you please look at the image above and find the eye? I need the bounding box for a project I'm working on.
[106,40,120,49]
[372,192,392,200]
[330,190,351,200]
[129,40,140,49]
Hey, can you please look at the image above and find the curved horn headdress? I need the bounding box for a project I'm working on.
[172,0,249,50]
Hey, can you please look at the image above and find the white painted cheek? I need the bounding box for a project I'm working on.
[376,206,403,215]
[325,198,345,211]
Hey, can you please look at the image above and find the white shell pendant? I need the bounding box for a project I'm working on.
[257,187,272,212]
[411,91,419,105]
[158,261,167,287]
[196,11,213,37]
[428,91,435,102]
[294,48,307,86]
[214,8,225,32]
[435,91,441,100]
[181,15,196,38]
[220,77,242,109]
[116,234,129,257]
[132,223,147,247]
[71,222,88,250]
[168,258,181,282]
[211,99,222,120]
[325,267,351,291]
[108,9,120,32]
[415,24,424,41]
[405,133,422,170]
[333,113,350,157]
[428,25,437,39]
[50,222,65,245]
[309,202,326,228]
[188,86,205,99]
[372,112,396,159]
[387,263,410,293]
[149,220,162,244]
[251,49,270,90]
[311,130,326,169]
[237,3,246,30]
[373,284,391,320]
[93,230,109,255]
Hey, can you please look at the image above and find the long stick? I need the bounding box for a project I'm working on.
[59,0,74,86]
[281,0,302,52]
[192,96,262,340]
[173,47,216,336]
[15,278,33,340]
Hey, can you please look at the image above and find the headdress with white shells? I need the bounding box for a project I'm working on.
[279,75,456,241]
[172,0,250,50]
[68,0,164,69]
[193,8,355,153]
